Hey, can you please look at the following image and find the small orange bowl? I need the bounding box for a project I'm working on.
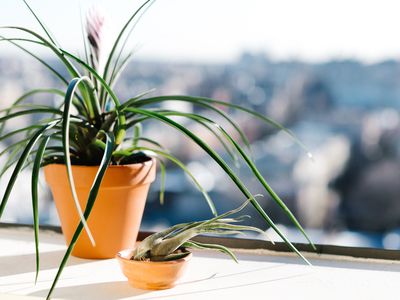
[116,249,192,290]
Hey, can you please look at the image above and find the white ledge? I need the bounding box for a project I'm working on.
[1,226,399,300]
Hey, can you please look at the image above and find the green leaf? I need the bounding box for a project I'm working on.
[0,37,68,86]
[0,122,57,217]
[144,109,240,165]
[0,27,96,116]
[133,95,312,157]
[183,240,238,263]
[0,108,62,124]
[46,132,114,300]
[31,135,50,283]
[107,0,155,87]
[158,158,166,205]
[58,49,126,145]
[0,146,24,178]
[124,108,311,264]
[143,110,315,250]
[132,123,142,148]
[0,119,60,141]
[62,77,96,245]
[100,0,153,101]
[0,126,35,145]
[0,26,80,78]
[200,223,266,235]
[143,200,257,260]
[108,51,134,88]
[121,88,156,107]
[148,200,253,257]
[125,98,252,155]
[217,125,316,250]
[198,197,253,226]
[134,137,165,149]
[133,221,197,260]
[22,0,58,46]
[114,146,217,216]
[0,88,65,116]
[0,104,63,114]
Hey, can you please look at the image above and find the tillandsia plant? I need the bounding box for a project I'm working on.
[132,199,269,262]
[0,0,315,299]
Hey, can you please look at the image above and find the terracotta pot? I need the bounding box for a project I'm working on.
[116,249,192,290]
[44,158,156,259]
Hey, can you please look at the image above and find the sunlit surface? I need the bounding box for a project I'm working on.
[1,1,400,250]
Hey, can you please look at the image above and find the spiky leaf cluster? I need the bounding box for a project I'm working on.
[133,200,267,262]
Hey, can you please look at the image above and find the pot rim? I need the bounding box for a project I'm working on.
[44,157,156,188]
[116,248,192,265]
[43,157,155,170]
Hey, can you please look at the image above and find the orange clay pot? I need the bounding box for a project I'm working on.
[44,158,156,259]
[116,249,192,290]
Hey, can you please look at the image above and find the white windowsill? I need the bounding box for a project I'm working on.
[0,226,399,300]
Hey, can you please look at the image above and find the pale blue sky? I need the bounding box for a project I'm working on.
[2,0,400,63]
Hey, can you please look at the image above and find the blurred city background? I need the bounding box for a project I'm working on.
[1,0,400,250]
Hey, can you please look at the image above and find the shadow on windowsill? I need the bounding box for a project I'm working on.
[29,281,149,300]
[0,251,98,277]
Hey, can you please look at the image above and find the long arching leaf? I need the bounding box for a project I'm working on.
[124,97,252,154]
[133,95,312,157]
[0,125,42,143]
[0,138,31,161]
[100,0,153,104]
[124,107,310,264]
[0,26,80,78]
[0,108,62,124]
[0,144,29,178]
[136,110,315,249]
[31,135,50,283]
[108,1,155,88]
[22,0,59,46]
[108,50,134,88]
[114,146,216,216]
[218,125,316,249]
[183,240,238,263]
[0,36,68,86]
[62,77,96,245]
[46,132,114,300]
[134,137,165,149]
[0,121,57,217]
[0,37,88,117]
[131,109,240,165]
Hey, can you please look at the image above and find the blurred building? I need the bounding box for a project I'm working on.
[1,52,400,248]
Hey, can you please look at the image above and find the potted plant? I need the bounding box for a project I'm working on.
[0,0,314,299]
[117,199,267,290]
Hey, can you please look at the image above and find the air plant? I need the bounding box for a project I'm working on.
[0,1,314,299]
[132,199,268,262]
